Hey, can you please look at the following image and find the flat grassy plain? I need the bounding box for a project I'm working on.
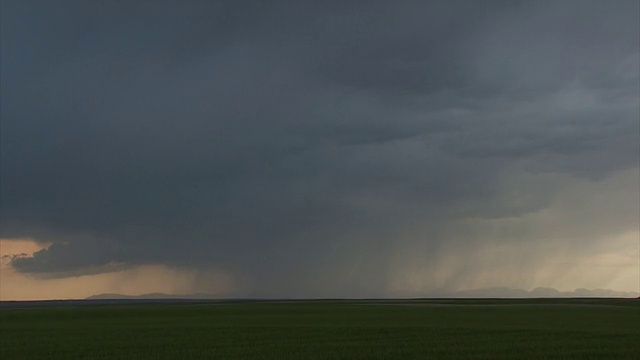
[1,298,638,359]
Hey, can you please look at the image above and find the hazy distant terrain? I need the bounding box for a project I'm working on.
[86,287,639,300]
[448,287,639,298]
[85,293,220,300]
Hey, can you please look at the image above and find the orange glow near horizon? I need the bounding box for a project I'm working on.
[0,238,236,301]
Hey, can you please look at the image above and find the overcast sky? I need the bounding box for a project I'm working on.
[1,0,638,299]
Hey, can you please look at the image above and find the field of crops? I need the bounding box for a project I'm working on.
[1,298,638,359]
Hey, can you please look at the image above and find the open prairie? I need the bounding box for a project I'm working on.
[1,298,638,359]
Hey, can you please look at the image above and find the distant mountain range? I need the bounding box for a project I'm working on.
[444,287,639,298]
[86,287,639,300]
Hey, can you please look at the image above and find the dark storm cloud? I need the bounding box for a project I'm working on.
[2,0,638,296]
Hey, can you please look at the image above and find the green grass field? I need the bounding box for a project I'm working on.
[1,299,638,359]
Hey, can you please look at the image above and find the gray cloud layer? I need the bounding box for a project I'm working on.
[2,0,638,296]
